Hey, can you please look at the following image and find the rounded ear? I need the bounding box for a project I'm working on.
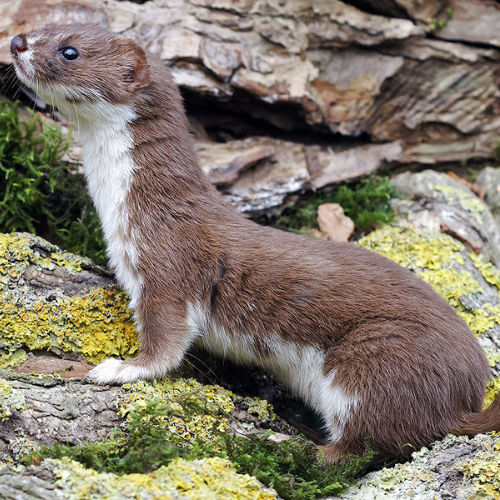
[118,38,151,91]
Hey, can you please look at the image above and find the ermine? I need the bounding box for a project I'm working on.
[11,24,499,462]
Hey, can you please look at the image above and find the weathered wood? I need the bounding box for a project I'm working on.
[0,0,498,173]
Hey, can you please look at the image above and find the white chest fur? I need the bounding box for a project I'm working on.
[78,104,143,309]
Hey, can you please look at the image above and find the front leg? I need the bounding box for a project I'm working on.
[88,292,200,385]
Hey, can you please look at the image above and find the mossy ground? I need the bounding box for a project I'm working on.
[23,377,374,499]
[275,175,397,235]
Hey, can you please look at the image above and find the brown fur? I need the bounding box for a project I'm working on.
[12,24,499,461]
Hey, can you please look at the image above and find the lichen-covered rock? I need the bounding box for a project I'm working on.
[476,166,500,230]
[117,377,282,446]
[0,233,138,367]
[340,434,499,499]
[0,457,277,499]
[391,170,500,266]
[0,378,26,421]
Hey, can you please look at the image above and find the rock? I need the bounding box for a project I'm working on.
[339,433,499,499]
[348,0,445,23]
[476,166,500,229]
[307,142,402,189]
[435,0,500,48]
[0,370,122,459]
[14,357,93,379]
[317,203,354,242]
[197,137,276,187]
[391,170,500,266]
[220,139,309,214]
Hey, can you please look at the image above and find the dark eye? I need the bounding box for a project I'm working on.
[59,47,79,61]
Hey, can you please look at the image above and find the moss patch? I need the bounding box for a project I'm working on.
[275,176,396,235]
[118,378,275,446]
[0,99,106,264]
[0,378,26,421]
[25,378,373,499]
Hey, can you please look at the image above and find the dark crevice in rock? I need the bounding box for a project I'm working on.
[182,87,373,147]
[429,34,500,51]
[341,0,411,19]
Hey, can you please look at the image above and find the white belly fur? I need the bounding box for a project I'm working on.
[190,301,360,443]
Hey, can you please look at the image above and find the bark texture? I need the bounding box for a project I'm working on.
[0,0,499,214]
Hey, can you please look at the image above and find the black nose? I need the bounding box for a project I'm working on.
[10,36,27,55]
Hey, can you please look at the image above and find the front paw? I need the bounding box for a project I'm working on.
[87,358,147,385]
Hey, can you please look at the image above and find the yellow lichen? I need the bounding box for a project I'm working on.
[460,442,500,498]
[0,286,138,364]
[418,268,482,305]
[0,233,90,282]
[0,378,26,421]
[0,233,139,364]
[359,226,465,271]
[470,252,500,292]
[118,377,275,446]
[53,457,277,499]
[483,377,500,409]
[0,349,27,369]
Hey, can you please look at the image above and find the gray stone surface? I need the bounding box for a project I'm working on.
[392,170,500,266]
[339,434,498,499]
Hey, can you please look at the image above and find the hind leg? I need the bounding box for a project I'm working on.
[318,320,478,458]
[317,443,353,463]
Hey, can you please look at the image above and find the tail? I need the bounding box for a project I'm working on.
[450,392,500,437]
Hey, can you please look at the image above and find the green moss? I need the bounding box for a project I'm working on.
[118,378,241,445]
[0,378,26,421]
[460,441,500,498]
[0,99,106,264]
[275,176,397,235]
[52,456,277,499]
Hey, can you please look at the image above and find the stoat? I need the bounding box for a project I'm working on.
[11,24,499,462]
